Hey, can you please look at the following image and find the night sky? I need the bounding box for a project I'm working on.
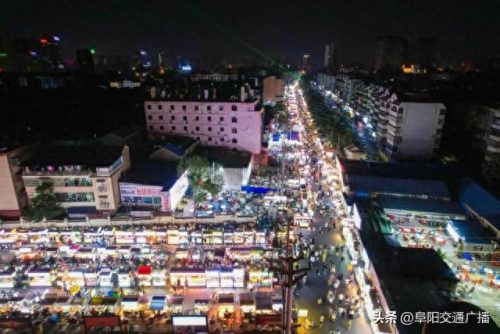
[2,0,500,66]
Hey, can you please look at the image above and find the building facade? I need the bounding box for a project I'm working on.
[145,99,263,154]
[374,35,407,72]
[0,146,32,219]
[376,92,445,160]
[22,145,130,217]
[262,76,284,106]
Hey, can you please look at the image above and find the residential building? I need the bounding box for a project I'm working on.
[262,76,284,106]
[374,35,407,72]
[0,146,32,219]
[22,144,130,217]
[376,91,446,160]
[145,90,263,154]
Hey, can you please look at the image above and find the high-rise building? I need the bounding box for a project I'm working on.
[324,43,335,69]
[302,53,311,72]
[374,35,407,72]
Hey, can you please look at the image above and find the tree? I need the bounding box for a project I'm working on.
[178,155,223,206]
[22,182,64,222]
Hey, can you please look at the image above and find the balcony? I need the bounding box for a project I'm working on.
[97,186,109,193]
[489,134,500,142]
[486,145,500,154]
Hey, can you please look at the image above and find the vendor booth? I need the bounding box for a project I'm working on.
[27,268,52,287]
[151,270,166,287]
[149,295,166,312]
[168,296,184,314]
[194,299,210,314]
[170,268,206,287]
[0,271,15,288]
[137,265,152,287]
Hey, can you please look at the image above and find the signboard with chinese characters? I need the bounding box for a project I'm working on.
[120,183,163,197]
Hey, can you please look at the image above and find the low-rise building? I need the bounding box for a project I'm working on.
[22,144,130,217]
[119,161,188,215]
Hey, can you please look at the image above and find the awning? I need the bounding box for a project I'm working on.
[137,265,152,275]
[150,296,166,311]
[67,206,97,218]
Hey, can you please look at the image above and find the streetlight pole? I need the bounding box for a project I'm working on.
[270,217,309,334]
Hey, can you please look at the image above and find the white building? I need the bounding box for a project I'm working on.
[377,92,445,160]
[145,96,263,154]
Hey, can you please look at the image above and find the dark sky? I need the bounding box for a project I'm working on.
[2,0,500,66]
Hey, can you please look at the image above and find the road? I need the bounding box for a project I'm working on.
[290,82,373,334]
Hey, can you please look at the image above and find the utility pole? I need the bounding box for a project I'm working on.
[270,216,310,334]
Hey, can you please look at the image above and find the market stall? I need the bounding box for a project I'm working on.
[168,296,184,314]
[137,265,152,287]
[169,268,206,287]
[151,270,166,287]
[149,295,167,312]
[27,268,52,287]
[0,270,15,288]
[194,299,210,314]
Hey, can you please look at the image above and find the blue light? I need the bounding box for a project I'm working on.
[53,36,60,42]
[29,51,38,57]
[139,50,147,56]
[181,65,192,72]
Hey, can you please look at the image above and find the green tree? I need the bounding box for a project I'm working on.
[23,182,64,222]
[178,155,223,206]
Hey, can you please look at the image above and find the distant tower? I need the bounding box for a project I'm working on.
[374,35,407,72]
[302,53,311,73]
[324,43,335,69]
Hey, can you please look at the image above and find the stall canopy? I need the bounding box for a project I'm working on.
[137,265,152,275]
[150,295,166,311]
[241,186,279,194]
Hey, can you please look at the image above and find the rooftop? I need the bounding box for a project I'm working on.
[340,159,462,181]
[23,144,124,168]
[120,161,180,191]
[347,175,451,199]
[459,178,500,230]
[378,196,465,216]
[449,220,496,245]
[194,146,252,168]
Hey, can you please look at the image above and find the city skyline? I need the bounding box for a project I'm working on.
[2,0,500,66]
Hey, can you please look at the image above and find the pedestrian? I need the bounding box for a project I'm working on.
[319,315,325,328]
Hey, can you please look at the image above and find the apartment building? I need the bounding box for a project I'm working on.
[0,146,32,219]
[22,144,130,217]
[376,91,445,160]
[145,91,263,154]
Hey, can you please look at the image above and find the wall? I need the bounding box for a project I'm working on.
[397,102,444,158]
[0,155,20,217]
[145,101,263,154]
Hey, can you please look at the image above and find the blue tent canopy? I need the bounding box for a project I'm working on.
[241,186,278,194]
